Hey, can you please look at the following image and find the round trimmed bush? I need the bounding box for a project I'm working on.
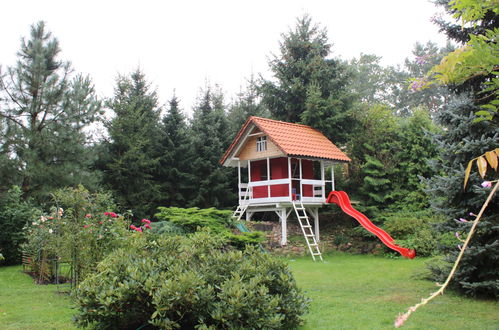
[74,231,308,329]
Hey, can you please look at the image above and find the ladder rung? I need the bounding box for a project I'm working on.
[312,253,322,256]
[309,243,318,246]
[302,225,311,228]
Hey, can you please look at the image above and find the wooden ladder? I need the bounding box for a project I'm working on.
[292,200,323,261]
[232,185,252,221]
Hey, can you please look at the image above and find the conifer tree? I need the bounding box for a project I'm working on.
[0,21,102,201]
[103,69,161,219]
[259,15,356,144]
[425,1,499,297]
[227,76,268,138]
[156,95,192,207]
[188,86,235,208]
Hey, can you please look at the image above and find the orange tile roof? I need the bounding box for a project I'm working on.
[220,116,351,165]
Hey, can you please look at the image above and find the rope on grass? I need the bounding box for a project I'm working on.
[394,180,499,328]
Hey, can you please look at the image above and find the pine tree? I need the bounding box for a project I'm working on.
[0,21,102,202]
[188,86,235,208]
[156,95,192,207]
[424,1,499,298]
[259,15,356,144]
[103,69,161,219]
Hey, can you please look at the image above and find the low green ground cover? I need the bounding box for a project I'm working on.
[290,253,499,329]
[1,253,498,329]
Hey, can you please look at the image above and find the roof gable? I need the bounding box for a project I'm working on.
[220,116,351,166]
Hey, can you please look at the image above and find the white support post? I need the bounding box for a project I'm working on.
[320,160,325,198]
[280,208,287,245]
[246,211,253,221]
[312,208,320,242]
[299,158,303,198]
[288,157,292,200]
[238,160,241,202]
[331,164,335,192]
[248,160,251,183]
[267,157,271,198]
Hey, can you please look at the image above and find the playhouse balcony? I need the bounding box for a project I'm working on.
[239,178,329,205]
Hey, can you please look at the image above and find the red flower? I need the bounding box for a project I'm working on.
[130,225,137,230]
[145,224,152,230]
[104,212,110,216]
[85,214,92,218]
[99,221,103,225]
[141,219,151,224]
[83,225,89,228]
[135,227,143,232]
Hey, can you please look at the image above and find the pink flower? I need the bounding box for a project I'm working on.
[145,224,152,229]
[141,219,151,224]
[458,218,468,222]
[455,232,460,238]
[130,225,137,230]
[104,212,110,216]
[99,221,103,225]
[83,225,89,228]
[85,214,92,218]
[135,227,142,232]
[481,181,492,188]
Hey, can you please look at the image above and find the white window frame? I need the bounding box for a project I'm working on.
[256,136,267,152]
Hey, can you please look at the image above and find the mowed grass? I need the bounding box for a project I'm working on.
[0,265,77,329]
[289,253,499,329]
[1,254,498,329]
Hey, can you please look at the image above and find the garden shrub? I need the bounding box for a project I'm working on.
[74,231,309,329]
[155,207,265,249]
[155,206,233,233]
[382,211,444,257]
[0,186,41,265]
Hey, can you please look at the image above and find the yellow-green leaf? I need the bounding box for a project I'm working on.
[464,160,473,189]
[485,151,498,171]
[477,156,488,178]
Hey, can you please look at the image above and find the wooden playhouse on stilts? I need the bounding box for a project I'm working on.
[220,116,416,261]
[220,116,351,261]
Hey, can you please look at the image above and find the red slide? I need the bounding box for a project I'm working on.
[326,191,416,259]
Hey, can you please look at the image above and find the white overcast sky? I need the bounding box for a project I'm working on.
[1,0,448,114]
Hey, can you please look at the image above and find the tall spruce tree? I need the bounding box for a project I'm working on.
[156,95,192,207]
[227,76,268,138]
[103,69,161,219]
[188,86,235,208]
[425,1,499,298]
[0,21,102,202]
[259,15,356,144]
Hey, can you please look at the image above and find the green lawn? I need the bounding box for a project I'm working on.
[1,254,498,329]
[0,265,76,329]
[290,253,499,329]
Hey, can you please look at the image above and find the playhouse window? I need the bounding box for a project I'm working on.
[256,136,267,152]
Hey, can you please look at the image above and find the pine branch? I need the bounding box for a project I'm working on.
[394,179,499,328]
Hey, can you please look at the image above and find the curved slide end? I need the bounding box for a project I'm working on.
[326,191,416,259]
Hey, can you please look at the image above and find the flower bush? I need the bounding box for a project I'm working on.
[22,186,130,284]
[74,230,309,329]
